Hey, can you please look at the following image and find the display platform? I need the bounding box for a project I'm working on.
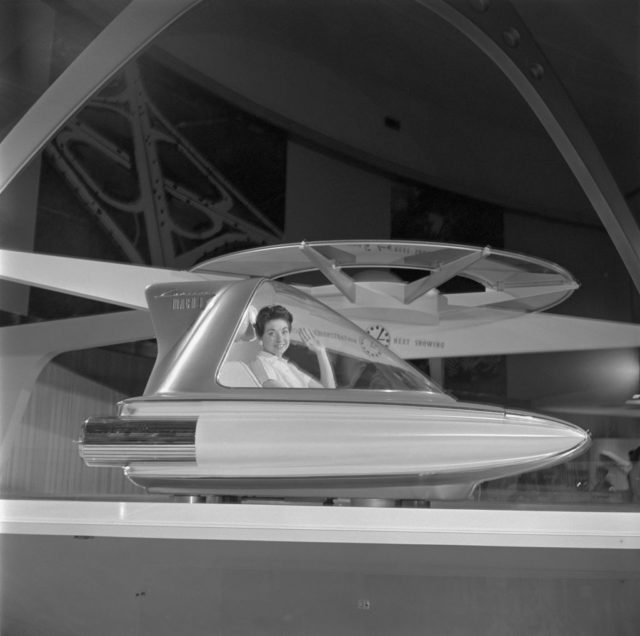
[2,499,640,549]
[2,500,640,635]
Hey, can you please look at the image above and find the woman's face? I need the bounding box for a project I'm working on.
[261,318,291,357]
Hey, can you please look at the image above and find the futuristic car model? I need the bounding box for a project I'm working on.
[77,246,591,502]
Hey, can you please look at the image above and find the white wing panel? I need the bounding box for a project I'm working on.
[0,249,217,309]
[354,313,640,358]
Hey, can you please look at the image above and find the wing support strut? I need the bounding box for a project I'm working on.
[404,246,491,304]
[299,242,357,302]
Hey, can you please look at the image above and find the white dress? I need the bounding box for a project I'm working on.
[251,351,318,388]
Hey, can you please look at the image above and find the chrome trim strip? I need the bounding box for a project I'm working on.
[79,416,198,466]
[81,417,197,445]
[80,446,196,467]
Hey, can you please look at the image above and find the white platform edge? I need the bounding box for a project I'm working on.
[1,500,639,549]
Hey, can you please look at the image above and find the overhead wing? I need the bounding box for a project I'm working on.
[348,312,640,359]
[195,241,640,358]
[193,239,579,319]
[1,242,637,360]
[0,249,239,310]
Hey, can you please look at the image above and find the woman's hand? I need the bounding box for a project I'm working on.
[299,327,336,389]
[299,327,324,354]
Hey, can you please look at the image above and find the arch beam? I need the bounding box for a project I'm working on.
[417,0,640,293]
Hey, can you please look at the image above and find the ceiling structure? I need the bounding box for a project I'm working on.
[151,0,640,288]
[59,0,639,211]
[154,0,639,216]
[3,0,638,286]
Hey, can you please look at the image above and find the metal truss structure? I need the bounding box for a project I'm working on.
[45,62,281,269]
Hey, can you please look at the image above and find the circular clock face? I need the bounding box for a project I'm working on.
[360,335,382,358]
[366,324,391,347]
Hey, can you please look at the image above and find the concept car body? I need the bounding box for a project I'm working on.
[76,249,591,502]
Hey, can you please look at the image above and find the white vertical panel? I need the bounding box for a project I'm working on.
[1,361,140,498]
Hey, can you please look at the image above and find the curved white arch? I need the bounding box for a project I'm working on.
[416,0,640,292]
[0,0,202,194]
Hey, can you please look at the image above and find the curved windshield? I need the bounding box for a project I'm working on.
[218,280,440,392]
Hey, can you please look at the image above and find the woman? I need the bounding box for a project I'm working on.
[250,305,336,388]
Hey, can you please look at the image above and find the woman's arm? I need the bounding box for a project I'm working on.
[262,378,285,388]
[299,327,336,388]
[250,357,286,388]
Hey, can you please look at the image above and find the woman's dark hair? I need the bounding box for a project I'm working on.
[254,305,293,338]
[629,446,640,462]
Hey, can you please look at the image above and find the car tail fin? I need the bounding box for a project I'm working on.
[145,281,221,364]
